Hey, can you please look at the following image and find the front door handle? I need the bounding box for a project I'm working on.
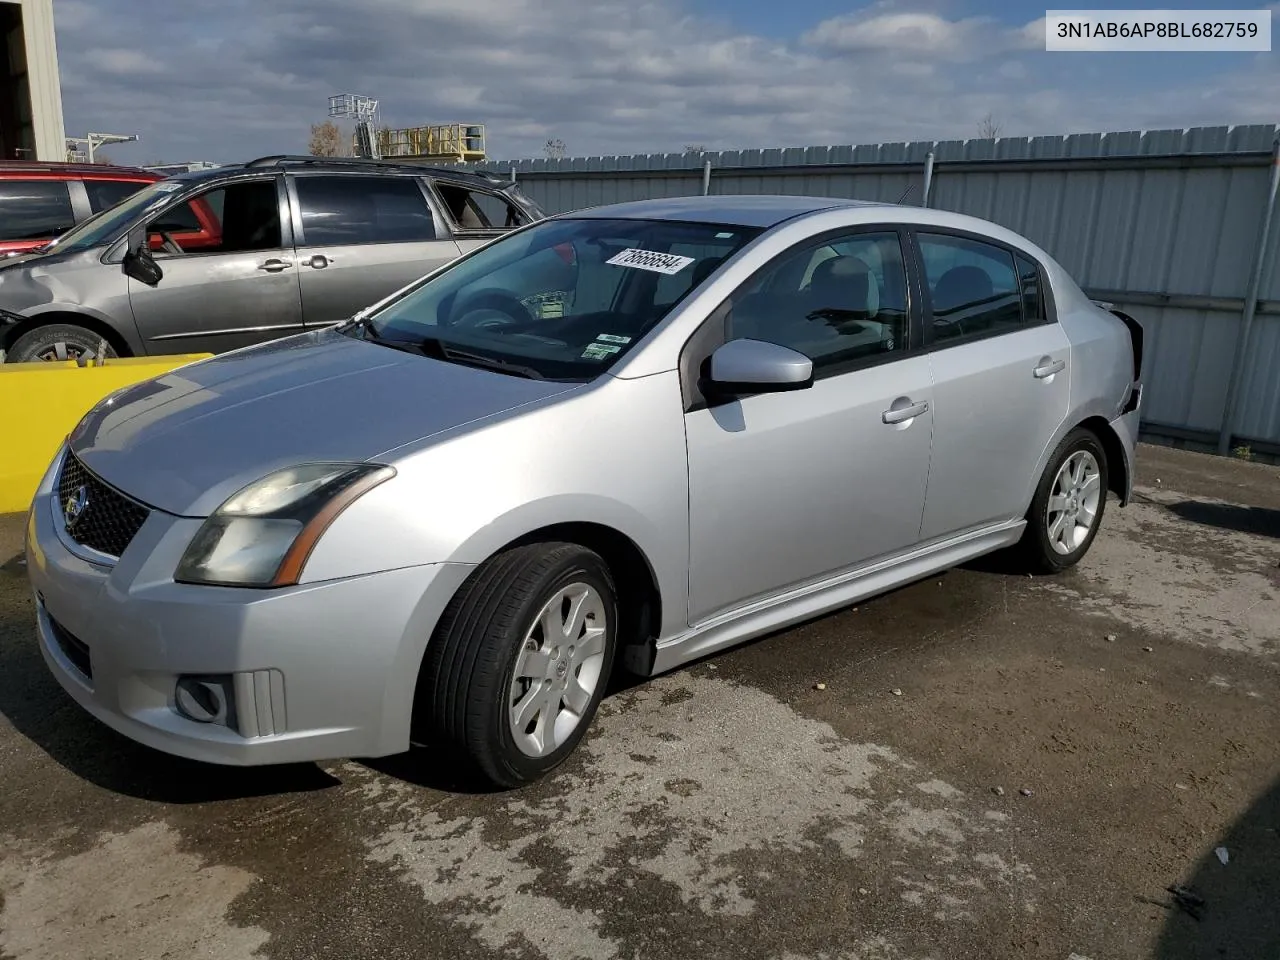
[305,254,332,269]
[882,399,929,425]
[1034,358,1066,379]
[258,258,292,272]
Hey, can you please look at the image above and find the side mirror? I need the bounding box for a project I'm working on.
[121,226,163,286]
[702,338,814,399]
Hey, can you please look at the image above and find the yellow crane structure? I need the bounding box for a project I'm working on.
[360,123,487,163]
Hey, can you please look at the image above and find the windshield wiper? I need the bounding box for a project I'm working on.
[361,331,547,380]
[436,342,548,381]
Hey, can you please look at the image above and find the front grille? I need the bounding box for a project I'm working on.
[57,451,150,559]
[48,615,92,681]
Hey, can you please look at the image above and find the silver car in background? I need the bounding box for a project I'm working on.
[25,196,1143,788]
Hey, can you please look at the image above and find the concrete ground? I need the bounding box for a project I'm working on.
[0,443,1276,960]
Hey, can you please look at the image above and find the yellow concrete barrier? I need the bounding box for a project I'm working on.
[0,354,212,514]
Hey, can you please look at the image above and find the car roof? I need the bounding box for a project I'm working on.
[165,155,516,189]
[0,160,159,180]
[560,195,891,228]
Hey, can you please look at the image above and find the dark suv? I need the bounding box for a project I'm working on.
[0,155,544,362]
[0,161,161,258]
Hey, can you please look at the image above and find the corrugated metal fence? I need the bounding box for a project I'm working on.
[464,125,1280,455]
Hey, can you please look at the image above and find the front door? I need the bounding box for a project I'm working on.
[684,229,934,624]
[914,231,1072,541]
[288,173,462,327]
[126,176,305,355]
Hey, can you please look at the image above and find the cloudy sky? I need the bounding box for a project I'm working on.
[53,0,1278,165]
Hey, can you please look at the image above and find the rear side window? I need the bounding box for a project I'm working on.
[918,233,1022,343]
[1016,253,1045,323]
[434,182,528,230]
[85,179,151,214]
[294,175,438,245]
[0,180,74,240]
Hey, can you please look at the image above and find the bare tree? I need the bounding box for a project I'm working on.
[309,120,346,157]
[978,113,1003,140]
[94,151,114,165]
[683,143,707,154]
[544,138,567,160]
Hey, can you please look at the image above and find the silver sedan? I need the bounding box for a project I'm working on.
[25,196,1143,787]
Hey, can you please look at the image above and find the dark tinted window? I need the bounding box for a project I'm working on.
[919,233,1022,342]
[0,180,74,241]
[150,180,282,254]
[295,175,437,245]
[1016,253,1044,323]
[85,179,150,213]
[721,231,909,370]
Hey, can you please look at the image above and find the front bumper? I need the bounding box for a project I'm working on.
[25,464,473,766]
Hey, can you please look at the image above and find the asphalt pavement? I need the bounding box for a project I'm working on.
[1,443,1277,960]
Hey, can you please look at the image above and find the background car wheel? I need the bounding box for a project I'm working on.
[1017,427,1109,574]
[7,324,118,363]
[417,542,618,788]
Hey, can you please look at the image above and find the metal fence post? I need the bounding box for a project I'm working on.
[921,151,935,208]
[701,159,712,196]
[509,166,516,183]
[1217,132,1280,455]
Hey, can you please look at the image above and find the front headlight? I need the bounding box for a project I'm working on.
[175,462,395,587]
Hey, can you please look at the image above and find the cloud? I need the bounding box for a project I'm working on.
[804,9,1042,60]
[50,0,1280,166]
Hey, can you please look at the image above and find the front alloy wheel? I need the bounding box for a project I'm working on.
[417,542,618,788]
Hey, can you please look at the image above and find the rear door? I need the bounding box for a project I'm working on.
[126,175,305,355]
[287,173,461,327]
[914,230,1071,541]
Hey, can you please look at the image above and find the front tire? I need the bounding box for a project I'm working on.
[1017,427,1109,574]
[7,323,118,363]
[417,542,618,788]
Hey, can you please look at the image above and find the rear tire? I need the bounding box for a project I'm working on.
[1016,427,1109,574]
[7,324,118,363]
[416,542,618,788]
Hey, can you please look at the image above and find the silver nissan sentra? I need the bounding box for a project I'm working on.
[25,195,1143,787]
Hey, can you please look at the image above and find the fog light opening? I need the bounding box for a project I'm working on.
[174,676,232,725]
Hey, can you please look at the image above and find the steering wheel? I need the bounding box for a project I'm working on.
[443,290,532,331]
[151,230,183,256]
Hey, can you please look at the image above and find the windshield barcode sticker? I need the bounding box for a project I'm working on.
[606,248,695,275]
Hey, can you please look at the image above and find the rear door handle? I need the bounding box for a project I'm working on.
[258,258,292,273]
[882,399,929,425]
[1034,358,1066,379]
[305,254,332,269]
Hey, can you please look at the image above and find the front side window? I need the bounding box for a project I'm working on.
[85,179,151,214]
[0,180,74,241]
[149,180,282,255]
[919,233,1022,342]
[360,217,758,380]
[719,231,910,370]
[294,175,437,245]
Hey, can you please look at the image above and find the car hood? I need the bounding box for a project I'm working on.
[69,328,582,516]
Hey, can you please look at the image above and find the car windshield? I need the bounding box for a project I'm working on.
[41,179,183,254]
[356,217,760,380]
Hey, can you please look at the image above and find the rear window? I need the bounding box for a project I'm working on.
[0,180,74,241]
[85,179,152,214]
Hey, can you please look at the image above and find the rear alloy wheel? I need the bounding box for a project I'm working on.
[1017,427,1109,574]
[417,542,617,788]
[7,324,117,364]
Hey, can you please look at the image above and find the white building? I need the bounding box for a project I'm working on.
[1,0,65,161]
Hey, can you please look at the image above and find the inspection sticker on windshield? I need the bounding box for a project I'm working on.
[606,248,695,275]
[595,334,631,344]
[582,343,621,360]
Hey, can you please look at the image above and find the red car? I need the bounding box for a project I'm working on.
[0,161,163,257]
